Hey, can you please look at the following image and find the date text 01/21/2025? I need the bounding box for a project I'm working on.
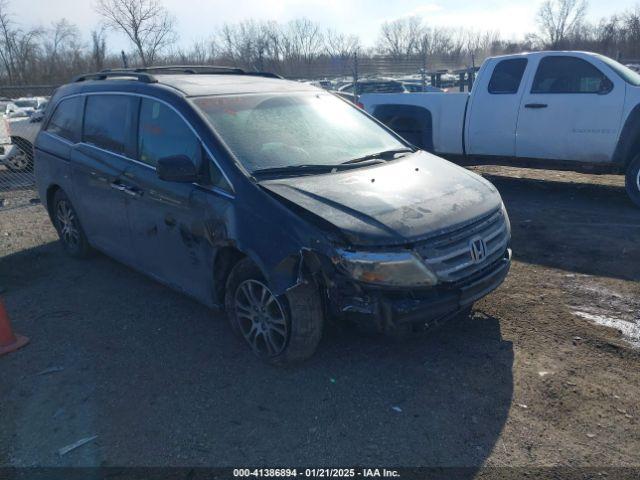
[233,468,401,478]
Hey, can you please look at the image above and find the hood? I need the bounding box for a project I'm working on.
[260,151,502,247]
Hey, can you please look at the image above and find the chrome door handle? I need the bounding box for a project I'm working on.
[110,182,127,191]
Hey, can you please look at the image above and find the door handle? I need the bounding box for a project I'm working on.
[524,103,548,109]
[122,186,142,197]
[111,181,142,197]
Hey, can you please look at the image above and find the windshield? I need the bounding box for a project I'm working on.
[14,100,37,108]
[193,92,406,174]
[597,54,640,86]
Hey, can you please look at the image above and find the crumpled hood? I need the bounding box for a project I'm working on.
[260,151,502,246]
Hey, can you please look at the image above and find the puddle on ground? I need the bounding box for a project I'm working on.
[565,273,640,349]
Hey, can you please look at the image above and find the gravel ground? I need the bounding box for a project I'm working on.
[0,166,639,470]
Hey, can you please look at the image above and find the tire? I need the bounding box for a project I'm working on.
[625,154,640,208]
[52,190,93,258]
[224,258,324,365]
[3,146,32,172]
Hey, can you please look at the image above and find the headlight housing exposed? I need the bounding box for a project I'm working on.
[333,249,438,287]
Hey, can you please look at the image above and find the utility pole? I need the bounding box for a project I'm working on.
[353,51,359,104]
[121,50,129,69]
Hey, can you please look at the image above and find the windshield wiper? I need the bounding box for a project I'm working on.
[252,164,339,178]
[341,148,413,165]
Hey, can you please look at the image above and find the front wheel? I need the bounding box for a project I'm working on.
[625,154,640,208]
[224,258,324,365]
[3,145,32,172]
[52,190,92,258]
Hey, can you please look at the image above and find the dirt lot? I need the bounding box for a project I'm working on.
[0,166,639,471]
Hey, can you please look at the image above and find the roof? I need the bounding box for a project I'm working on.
[154,74,318,96]
[69,72,319,98]
[487,50,603,62]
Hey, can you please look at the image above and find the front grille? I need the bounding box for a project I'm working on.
[415,208,509,283]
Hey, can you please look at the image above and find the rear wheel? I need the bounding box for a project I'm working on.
[52,190,92,258]
[225,258,324,365]
[626,154,640,208]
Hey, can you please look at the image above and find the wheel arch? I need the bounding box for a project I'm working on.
[613,104,640,170]
[371,104,434,152]
[45,184,62,220]
[212,246,247,306]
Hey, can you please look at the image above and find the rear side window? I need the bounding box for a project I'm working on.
[83,95,135,154]
[138,99,201,168]
[532,56,610,94]
[488,59,528,94]
[45,97,83,142]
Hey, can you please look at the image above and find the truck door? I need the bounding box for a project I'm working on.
[466,58,528,157]
[516,55,625,163]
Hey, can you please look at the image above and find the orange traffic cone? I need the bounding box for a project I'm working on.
[0,298,29,356]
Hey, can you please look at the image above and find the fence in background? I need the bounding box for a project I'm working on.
[0,86,52,211]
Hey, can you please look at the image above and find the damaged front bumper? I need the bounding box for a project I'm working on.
[334,249,512,332]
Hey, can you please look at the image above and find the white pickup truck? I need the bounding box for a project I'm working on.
[360,51,640,207]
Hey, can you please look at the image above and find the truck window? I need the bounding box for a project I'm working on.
[531,56,610,94]
[45,96,83,143]
[488,59,528,94]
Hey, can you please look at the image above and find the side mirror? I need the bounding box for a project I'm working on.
[157,155,198,183]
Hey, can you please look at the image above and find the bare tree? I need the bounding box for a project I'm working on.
[43,19,80,77]
[95,0,176,66]
[377,16,424,59]
[324,30,360,60]
[0,0,42,84]
[91,27,107,70]
[284,18,324,64]
[536,0,588,48]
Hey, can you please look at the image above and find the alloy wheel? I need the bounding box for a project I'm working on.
[56,200,80,248]
[234,279,288,357]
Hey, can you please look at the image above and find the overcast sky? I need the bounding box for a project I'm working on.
[12,0,640,52]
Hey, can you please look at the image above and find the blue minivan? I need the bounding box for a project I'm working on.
[35,67,511,364]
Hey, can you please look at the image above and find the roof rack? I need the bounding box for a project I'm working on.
[104,65,282,79]
[72,65,283,84]
[127,65,282,78]
[126,65,246,75]
[73,71,158,83]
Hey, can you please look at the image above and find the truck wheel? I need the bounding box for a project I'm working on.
[52,190,93,258]
[225,258,324,365]
[626,154,640,208]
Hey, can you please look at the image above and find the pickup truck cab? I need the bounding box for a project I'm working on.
[360,51,640,207]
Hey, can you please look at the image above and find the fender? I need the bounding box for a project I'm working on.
[612,104,640,169]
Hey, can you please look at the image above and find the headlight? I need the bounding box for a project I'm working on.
[333,249,438,287]
[500,201,511,237]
